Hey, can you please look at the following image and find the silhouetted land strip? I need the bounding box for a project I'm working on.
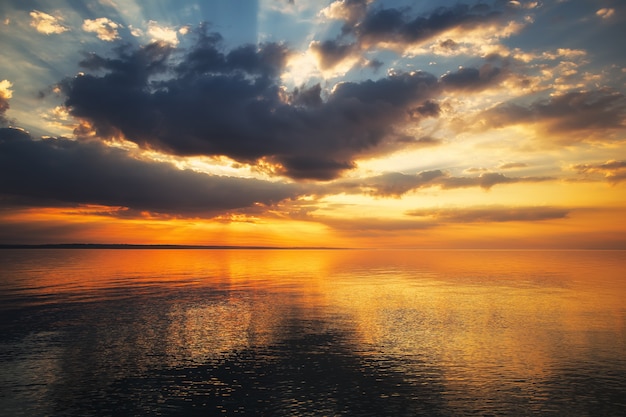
[0,243,346,250]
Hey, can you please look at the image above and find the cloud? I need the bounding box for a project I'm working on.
[30,10,70,35]
[410,99,441,117]
[499,162,528,169]
[0,128,304,217]
[574,160,626,184]
[406,206,569,223]
[333,170,554,197]
[344,2,514,49]
[0,80,14,100]
[62,28,474,180]
[129,25,143,37]
[0,79,12,126]
[314,2,524,74]
[290,84,323,107]
[596,8,615,19]
[320,0,368,24]
[439,172,552,190]
[476,89,626,140]
[309,40,360,71]
[440,64,506,91]
[348,170,446,197]
[147,20,179,45]
[56,19,526,181]
[540,48,586,60]
[311,204,570,235]
[82,17,121,41]
[464,167,489,173]
[365,58,384,72]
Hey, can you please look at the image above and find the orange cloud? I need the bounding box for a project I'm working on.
[30,10,69,35]
[82,17,121,41]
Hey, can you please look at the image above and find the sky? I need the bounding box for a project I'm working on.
[1,0,625,248]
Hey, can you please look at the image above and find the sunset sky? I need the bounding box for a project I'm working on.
[1,0,625,248]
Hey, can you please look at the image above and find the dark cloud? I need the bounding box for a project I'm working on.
[479,89,626,136]
[58,20,514,181]
[290,83,323,107]
[438,38,459,51]
[410,100,440,118]
[279,156,355,181]
[441,64,505,91]
[62,35,448,180]
[330,71,438,105]
[358,170,446,197]
[355,7,405,40]
[406,206,570,223]
[574,160,626,184]
[310,40,359,70]
[333,170,554,197]
[0,128,303,217]
[439,172,553,190]
[176,28,290,78]
[365,58,384,72]
[313,2,519,75]
[577,160,626,170]
[348,3,505,47]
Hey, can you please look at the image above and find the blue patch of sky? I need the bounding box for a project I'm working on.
[506,1,625,66]
[258,5,321,48]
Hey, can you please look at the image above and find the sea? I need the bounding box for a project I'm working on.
[0,249,624,416]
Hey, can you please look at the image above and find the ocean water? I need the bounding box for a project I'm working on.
[0,249,624,416]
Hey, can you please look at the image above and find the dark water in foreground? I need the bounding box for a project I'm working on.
[0,249,624,416]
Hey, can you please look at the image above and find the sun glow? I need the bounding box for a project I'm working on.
[282,50,322,87]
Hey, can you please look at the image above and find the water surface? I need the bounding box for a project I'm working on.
[1,249,624,416]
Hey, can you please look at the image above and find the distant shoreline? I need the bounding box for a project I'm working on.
[0,243,347,250]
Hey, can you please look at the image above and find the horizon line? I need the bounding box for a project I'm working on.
[0,243,624,251]
[0,243,351,250]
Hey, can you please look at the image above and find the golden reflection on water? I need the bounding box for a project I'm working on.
[320,250,626,403]
[2,249,625,408]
